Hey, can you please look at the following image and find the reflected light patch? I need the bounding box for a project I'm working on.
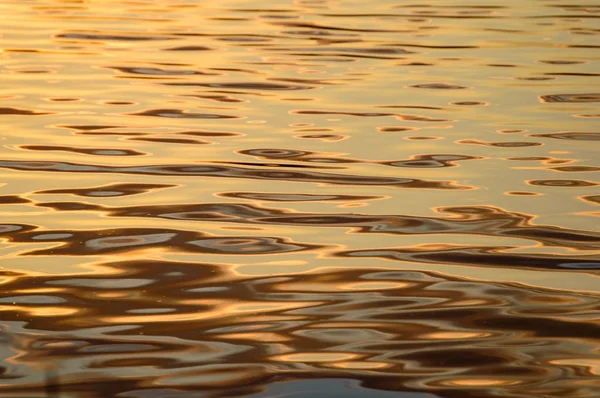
[273,352,361,363]
[440,378,521,387]
[329,361,390,369]
[424,332,494,340]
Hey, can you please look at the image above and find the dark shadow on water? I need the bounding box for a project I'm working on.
[44,369,60,398]
[39,375,439,398]
[245,379,440,398]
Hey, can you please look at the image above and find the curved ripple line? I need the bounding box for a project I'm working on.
[0,160,471,189]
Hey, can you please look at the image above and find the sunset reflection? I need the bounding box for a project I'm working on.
[1,0,599,397]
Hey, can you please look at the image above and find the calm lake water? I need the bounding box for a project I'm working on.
[1,1,599,397]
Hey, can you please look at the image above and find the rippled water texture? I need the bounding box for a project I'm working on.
[1,1,599,397]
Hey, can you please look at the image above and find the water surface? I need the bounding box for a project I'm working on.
[1,1,599,397]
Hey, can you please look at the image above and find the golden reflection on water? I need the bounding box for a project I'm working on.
[0,0,599,397]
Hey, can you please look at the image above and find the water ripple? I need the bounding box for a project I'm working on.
[3,227,320,256]
[0,160,470,189]
[24,203,600,254]
[1,1,599,397]
[0,261,598,397]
